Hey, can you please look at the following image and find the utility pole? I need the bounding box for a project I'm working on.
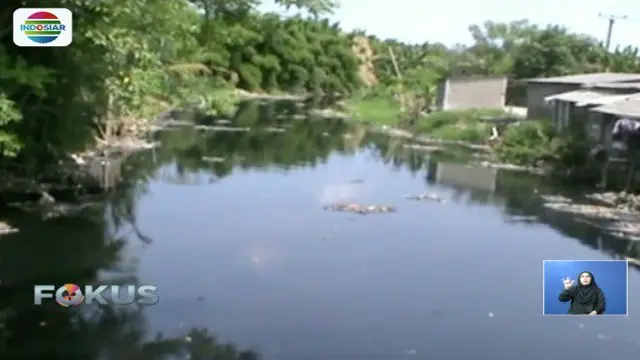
[598,13,629,51]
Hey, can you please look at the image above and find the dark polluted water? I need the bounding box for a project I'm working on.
[1,101,639,359]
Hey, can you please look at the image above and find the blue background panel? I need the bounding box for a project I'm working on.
[543,260,628,315]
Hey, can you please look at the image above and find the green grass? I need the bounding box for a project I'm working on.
[345,94,511,144]
[344,95,402,125]
[416,109,506,143]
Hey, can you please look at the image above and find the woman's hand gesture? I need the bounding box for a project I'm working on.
[562,277,575,290]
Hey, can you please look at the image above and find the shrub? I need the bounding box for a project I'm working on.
[494,120,555,165]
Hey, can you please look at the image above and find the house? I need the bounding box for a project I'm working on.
[435,76,507,111]
[590,96,640,148]
[543,90,639,145]
[592,95,640,119]
[525,73,640,119]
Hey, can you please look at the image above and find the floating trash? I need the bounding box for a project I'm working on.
[586,191,640,211]
[194,125,250,132]
[488,312,494,318]
[0,221,18,236]
[505,215,539,223]
[540,194,573,204]
[403,144,444,152]
[405,193,446,203]
[323,203,396,214]
[405,349,417,355]
[543,202,621,220]
[265,126,287,133]
[202,156,226,163]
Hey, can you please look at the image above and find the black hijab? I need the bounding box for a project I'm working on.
[573,271,600,305]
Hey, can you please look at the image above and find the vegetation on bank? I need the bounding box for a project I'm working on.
[493,119,610,185]
[0,0,353,172]
[343,20,640,166]
[3,1,640,182]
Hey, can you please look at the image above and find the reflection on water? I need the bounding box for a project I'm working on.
[429,161,498,193]
[1,100,639,359]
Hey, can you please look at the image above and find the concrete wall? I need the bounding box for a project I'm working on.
[436,76,507,110]
[526,82,580,119]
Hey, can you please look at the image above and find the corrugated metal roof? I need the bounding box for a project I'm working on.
[588,82,640,90]
[591,96,640,118]
[527,72,640,85]
[544,90,633,106]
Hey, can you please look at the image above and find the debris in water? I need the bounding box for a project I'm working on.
[160,119,194,128]
[488,312,494,318]
[585,191,640,211]
[607,222,640,236]
[596,334,612,341]
[265,126,287,133]
[194,125,250,132]
[626,257,640,267]
[478,161,545,174]
[540,194,573,204]
[0,221,19,236]
[7,200,101,220]
[309,108,347,119]
[184,336,192,343]
[543,202,617,219]
[202,156,226,163]
[577,323,584,329]
[505,215,539,223]
[349,179,364,184]
[405,193,446,203]
[405,349,417,355]
[215,119,232,125]
[323,203,396,214]
[403,144,444,152]
[609,231,640,241]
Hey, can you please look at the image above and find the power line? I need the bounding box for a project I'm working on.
[598,13,629,51]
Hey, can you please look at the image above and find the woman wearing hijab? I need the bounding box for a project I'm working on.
[558,271,606,315]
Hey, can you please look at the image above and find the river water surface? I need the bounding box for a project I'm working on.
[1,101,639,359]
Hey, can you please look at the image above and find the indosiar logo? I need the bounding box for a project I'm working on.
[13,8,73,47]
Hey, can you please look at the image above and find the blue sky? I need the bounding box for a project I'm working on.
[261,0,640,48]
